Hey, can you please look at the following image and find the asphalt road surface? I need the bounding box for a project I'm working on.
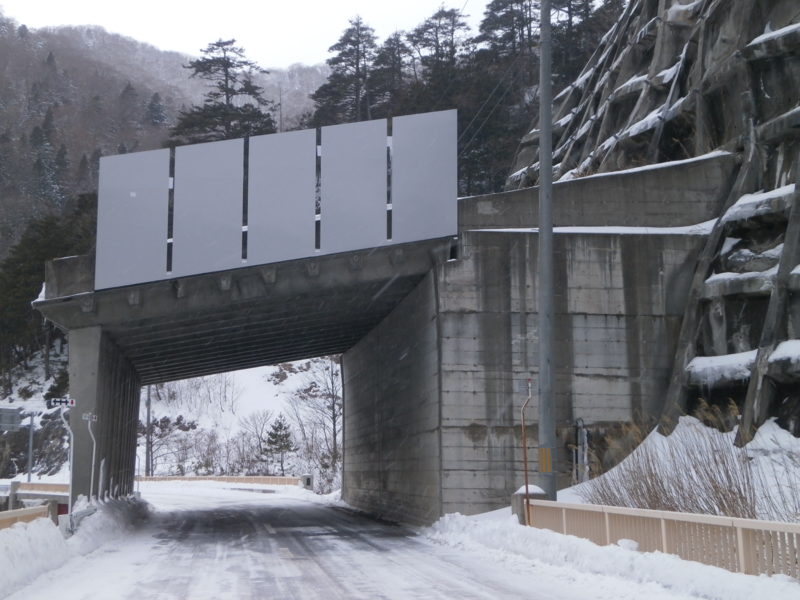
[8,498,552,600]
[8,486,713,600]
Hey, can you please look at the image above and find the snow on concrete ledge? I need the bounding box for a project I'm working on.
[703,266,777,298]
[769,340,800,368]
[472,220,716,236]
[748,22,800,47]
[721,184,796,225]
[573,150,730,181]
[687,350,756,387]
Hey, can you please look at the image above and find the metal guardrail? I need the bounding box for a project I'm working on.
[0,505,50,530]
[137,476,301,486]
[527,500,800,578]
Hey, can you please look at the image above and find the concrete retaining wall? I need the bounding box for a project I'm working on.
[343,226,706,521]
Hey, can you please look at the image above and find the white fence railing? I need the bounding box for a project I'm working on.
[137,476,301,486]
[527,500,800,578]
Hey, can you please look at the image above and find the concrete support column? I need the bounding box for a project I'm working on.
[67,327,141,502]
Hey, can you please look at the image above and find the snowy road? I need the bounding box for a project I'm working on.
[6,482,796,600]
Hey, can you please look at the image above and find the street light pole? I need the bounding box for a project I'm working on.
[537,0,557,501]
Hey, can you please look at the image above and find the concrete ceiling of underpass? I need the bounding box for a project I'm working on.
[35,238,452,385]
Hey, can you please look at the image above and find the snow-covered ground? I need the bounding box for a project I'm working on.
[1,480,797,599]
[558,416,800,522]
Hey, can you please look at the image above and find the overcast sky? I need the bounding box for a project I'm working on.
[0,1,490,69]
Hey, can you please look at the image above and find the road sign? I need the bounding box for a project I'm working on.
[0,407,22,431]
[47,396,75,408]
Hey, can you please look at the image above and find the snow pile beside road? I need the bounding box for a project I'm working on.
[425,511,799,600]
[0,499,146,596]
[0,517,68,594]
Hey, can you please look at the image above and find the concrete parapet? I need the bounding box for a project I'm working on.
[459,152,737,231]
[44,255,95,299]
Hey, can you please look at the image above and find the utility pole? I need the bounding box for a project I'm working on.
[537,0,557,501]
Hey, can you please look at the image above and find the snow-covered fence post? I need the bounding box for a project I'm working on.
[8,481,19,510]
[735,524,747,573]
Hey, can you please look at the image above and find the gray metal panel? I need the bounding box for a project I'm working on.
[248,129,316,264]
[0,407,21,431]
[391,109,457,243]
[95,149,170,289]
[172,138,244,277]
[321,119,387,254]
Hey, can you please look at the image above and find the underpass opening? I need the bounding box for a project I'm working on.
[137,357,343,496]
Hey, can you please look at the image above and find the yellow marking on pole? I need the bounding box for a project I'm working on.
[539,447,552,473]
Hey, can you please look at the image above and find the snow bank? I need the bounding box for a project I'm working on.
[0,518,68,594]
[0,499,144,596]
[425,511,800,600]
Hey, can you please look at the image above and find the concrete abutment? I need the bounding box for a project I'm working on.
[67,327,140,501]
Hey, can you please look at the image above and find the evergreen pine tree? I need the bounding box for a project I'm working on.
[266,414,295,476]
[118,82,140,130]
[370,33,410,118]
[169,39,277,144]
[310,17,377,125]
[146,92,168,126]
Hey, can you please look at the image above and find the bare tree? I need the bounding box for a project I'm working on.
[287,356,342,492]
[150,373,241,416]
[238,408,274,474]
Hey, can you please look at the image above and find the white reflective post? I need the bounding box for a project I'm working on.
[83,412,98,501]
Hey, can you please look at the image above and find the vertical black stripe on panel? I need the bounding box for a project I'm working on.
[315,127,322,250]
[242,136,250,260]
[386,117,393,241]
[167,147,175,272]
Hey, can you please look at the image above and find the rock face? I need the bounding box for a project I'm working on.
[507,0,799,188]
[508,0,800,439]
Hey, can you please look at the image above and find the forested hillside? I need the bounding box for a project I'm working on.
[0,15,188,259]
[306,0,625,195]
[0,10,328,261]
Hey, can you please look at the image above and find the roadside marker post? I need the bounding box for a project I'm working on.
[82,412,98,501]
[58,400,74,530]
